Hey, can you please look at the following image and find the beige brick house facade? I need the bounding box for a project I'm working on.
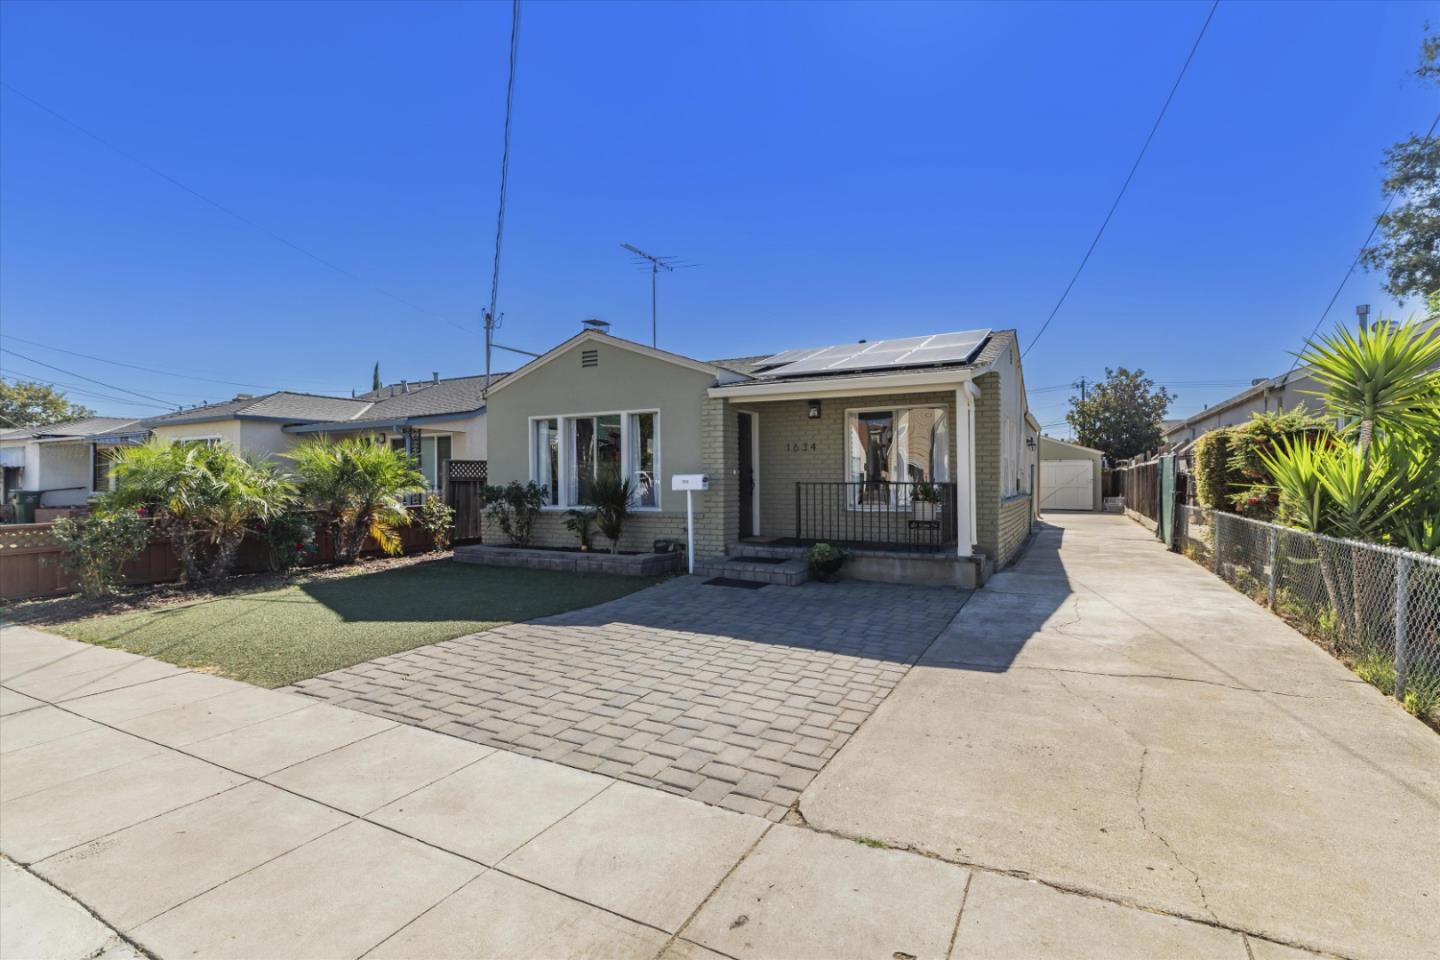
[483,328,1038,576]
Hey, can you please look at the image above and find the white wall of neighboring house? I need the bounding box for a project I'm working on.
[149,419,244,449]
[34,442,93,505]
[1164,372,1326,449]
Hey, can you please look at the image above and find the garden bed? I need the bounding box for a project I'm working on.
[453,543,682,576]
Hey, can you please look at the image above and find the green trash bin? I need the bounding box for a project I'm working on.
[10,491,41,524]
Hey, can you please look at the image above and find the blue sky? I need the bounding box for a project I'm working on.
[1,0,1434,433]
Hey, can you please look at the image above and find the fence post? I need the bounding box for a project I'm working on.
[1213,514,1222,575]
[1394,556,1412,704]
[1266,525,1278,609]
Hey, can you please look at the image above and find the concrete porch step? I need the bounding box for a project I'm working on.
[694,554,811,586]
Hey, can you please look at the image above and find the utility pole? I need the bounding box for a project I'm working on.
[484,0,521,398]
[620,244,691,348]
[1356,303,1370,333]
[1074,376,1089,402]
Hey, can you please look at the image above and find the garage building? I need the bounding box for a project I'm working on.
[1038,436,1102,512]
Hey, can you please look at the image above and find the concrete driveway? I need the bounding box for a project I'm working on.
[802,513,1440,960]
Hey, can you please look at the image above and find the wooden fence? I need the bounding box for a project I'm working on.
[0,513,438,602]
[447,460,488,543]
[1114,459,1160,523]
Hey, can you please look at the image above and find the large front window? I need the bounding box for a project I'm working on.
[847,406,949,505]
[532,411,660,509]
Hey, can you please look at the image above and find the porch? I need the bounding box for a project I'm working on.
[698,381,993,587]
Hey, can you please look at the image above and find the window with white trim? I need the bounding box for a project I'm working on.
[846,406,949,505]
[531,411,660,509]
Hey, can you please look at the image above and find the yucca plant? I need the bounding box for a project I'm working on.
[1299,316,1440,460]
[105,440,295,581]
[286,437,426,563]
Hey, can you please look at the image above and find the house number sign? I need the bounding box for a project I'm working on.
[784,442,818,453]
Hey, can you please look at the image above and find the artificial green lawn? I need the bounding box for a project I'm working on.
[52,559,659,688]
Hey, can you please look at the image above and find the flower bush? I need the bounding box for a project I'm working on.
[50,510,151,599]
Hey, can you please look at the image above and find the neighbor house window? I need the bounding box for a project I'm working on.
[531,411,661,509]
[846,406,949,506]
[92,445,119,492]
[418,435,452,492]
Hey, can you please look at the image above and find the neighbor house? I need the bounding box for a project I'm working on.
[143,374,496,494]
[0,417,149,511]
[483,323,1038,586]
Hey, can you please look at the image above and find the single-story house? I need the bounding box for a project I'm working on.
[483,323,1039,586]
[143,374,497,494]
[1037,435,1102,512]
[0,417,149,511]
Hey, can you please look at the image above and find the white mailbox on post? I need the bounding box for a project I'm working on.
[671,474,709,573]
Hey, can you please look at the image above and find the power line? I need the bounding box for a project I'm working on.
[0,348,176,407]
[1023,0,1219,359]
[0,375,174,411]
[485,0,523,396]
[0,333,349,392]
[1,82,478,340]
[1285,110,1440,375]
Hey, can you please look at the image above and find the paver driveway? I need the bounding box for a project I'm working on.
[291,577,967,819]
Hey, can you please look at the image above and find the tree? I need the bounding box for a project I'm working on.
[1065,367,1174,461]
[1360,30,1440,300]
[287,437,425,562]
[0,380,94,429]
[372,362,382,392]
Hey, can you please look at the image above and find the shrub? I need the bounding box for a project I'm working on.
[483,481,547,547]
[106,440,294,581]
[587,470,634,554]
[415,495,456,552]
[809,542,848,581]
[50,510,151,599]
[253,511,318,572]
[564,508,596,550]
[287,438,426,563]
[1192,428,1232,510]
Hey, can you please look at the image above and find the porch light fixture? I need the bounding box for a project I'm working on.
[1026,436,1036,449]
[808,400,822,420]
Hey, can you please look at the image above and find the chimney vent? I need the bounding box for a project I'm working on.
[582,317,611,335]
[402,379,410,394]
[432,371,439,384]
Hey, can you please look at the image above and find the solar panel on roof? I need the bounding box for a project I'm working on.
[756,329,990,377]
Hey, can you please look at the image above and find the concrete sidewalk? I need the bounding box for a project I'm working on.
[803,513,1440,960]
[5,621,1274,959]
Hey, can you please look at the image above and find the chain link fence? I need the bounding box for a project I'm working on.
[1176,506,1440,720]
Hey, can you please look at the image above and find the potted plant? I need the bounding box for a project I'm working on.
[911,482,942,523]
[809,542,848,582]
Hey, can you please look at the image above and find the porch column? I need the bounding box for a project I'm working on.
[954,384,979,558]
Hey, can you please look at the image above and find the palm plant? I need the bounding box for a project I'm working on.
[286,437,426,563]
[586,469,634,554]
[105,440,294,581]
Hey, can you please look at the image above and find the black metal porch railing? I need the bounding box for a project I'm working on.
[794,481,958,552]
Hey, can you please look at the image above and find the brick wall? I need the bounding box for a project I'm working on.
[997,494,1033,567]
[481,510,698,554]
[746,392,959,539]
[692,395,737,559]
[973,372,1001,559]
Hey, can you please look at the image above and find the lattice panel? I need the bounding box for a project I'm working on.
[448,460,488,484]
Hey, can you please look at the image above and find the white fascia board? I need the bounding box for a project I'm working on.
[708,368,977,402]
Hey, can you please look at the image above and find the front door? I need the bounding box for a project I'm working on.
[737,412,755,538]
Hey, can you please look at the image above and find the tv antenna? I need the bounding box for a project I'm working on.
[621,243,696,347]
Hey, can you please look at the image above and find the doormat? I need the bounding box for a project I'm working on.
[703,577,768,589]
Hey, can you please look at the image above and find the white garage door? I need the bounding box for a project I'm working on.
[1040,459,1094,511]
